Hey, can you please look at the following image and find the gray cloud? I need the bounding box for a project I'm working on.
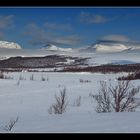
[79,12,107,24]
[23,23,82,46]
[23,24,47,45]
[54,35,82,46]
[101,35,131,42]
[0,15,14,29]
[79,12,140,25]
[23,23,51,43]
[0,15,15,41]
[44,22,72,31]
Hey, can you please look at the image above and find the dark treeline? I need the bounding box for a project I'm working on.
[59,64,140,73]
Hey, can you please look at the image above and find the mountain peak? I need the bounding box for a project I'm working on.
[42,44,59,51]
[85,40,129,53]
[0,41,22,49]
[41,44,72,52]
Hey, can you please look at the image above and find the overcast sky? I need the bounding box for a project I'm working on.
[0,7,140,49]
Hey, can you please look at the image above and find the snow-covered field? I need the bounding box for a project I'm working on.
[0,71,140,133]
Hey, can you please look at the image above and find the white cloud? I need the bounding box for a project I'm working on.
[90,15,106,23]
[79,12,107,24]
[0,15,14,29]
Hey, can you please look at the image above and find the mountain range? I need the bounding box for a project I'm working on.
[1,40,140,53]
[0,40,140,66]
[41,40,140,53]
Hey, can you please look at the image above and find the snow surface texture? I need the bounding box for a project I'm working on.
[0,72,140,133]
[0,41,21,49]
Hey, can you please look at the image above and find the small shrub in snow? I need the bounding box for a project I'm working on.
[46,76,49,81]
[0,71,4,79]
[0,71,13,79]
[4,75,13,79]
[48,106,53,114]
[73,96,82,107]
[30,74,34,81]
[3,117,19,131]
[41,74,48,81]
[92,80,140,113]
[41,75,46,81]
[80,79,91,83]
[118,71,140,80]
[41,75,49,81]
[48,88,68,114]
[16,79,20,86]
[19,74,25,80]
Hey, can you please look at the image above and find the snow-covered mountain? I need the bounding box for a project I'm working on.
[78,40,140,54]
[84,40,130,53]
[41,44,72,52]
[92,44,128,52]
[0,41,22,49]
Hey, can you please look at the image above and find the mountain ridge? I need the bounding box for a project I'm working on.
[41,44,72,52]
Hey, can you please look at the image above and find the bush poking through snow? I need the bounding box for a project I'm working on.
[30,74,34,81]
[16,79,20,86]
[80,79,91,83]
[0,71,13,79]
[3,117,19,131]
[118,71,140,80]
[92,80,140,113]
[19,75,25,80]
[41,75,46,81]
[46,76,49,81]
[73,96,82,107]
[48,88,68,114]
[0,71,4,79]
[41,74,49,81]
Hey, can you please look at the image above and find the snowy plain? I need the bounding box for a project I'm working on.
[0,72,140,133]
